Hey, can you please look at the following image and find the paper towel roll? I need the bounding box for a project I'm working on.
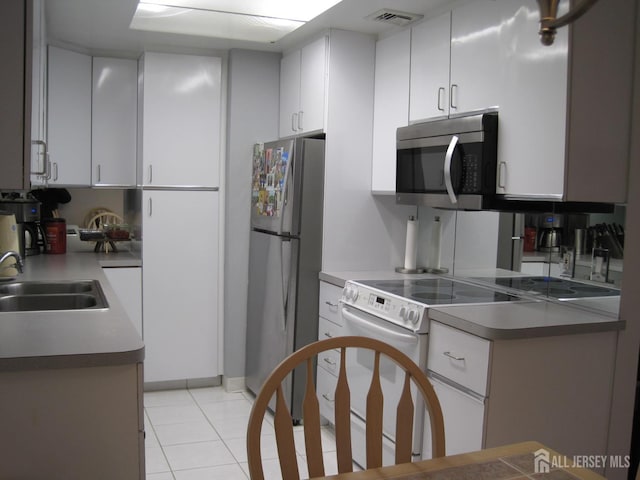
[0,213,20,277]
[403,216,418,270]
[427,216,441,269]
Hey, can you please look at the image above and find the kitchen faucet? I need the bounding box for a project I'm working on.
[0,251,24,273]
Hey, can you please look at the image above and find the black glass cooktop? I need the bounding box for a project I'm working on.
[469,276,620,299]
[357,278,522,306]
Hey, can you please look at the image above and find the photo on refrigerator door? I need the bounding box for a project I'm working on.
[252,144,290,218]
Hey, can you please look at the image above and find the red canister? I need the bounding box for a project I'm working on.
[523,227,537,252]
[44,218,67,254]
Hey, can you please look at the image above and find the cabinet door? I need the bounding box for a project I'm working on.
[47,46,92,186]
[279,49,301,138]
[92,57,137,186]
[372,29,410,193]
[142,190,219,382]
[30,0,48,187]
[299,36,327,134]
[0,0,29,191]
[449,0,503,116]
[495,0,568,197]
[103,267,142,338]
[409,12,451,123]
[141,53,221,188]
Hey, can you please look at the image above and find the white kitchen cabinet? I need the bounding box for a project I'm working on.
[46,46,92,186]
[409,1,502,123]
[92,57,137,187]
[423,320,617,467]
[496,0,634,203]
[279,36,327,138]
[371,29,410,194]
[142,190,220,383]
[103,267,142,338]
[316,281,343,424]
[30,0,48,187]
[139,52,221,188]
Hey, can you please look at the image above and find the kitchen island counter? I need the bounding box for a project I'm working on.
[320,270,624,340]
[0,252,144,371]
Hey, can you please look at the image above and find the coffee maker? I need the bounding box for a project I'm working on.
[537,213,563,253]
[0,198,45,256]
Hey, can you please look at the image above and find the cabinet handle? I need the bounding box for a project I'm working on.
[298,110,303,131]
[148,198,153,217]
[321,393,335,403]
[97,164,101,183]
[323,357,336,366]
[323,332,333,338]
[498,161,507,189]
[325,301,338,309]
[53,162,59,181]
[437,87,445,112]
[148,165,153,184]
[443,351,465,362]
[31,140,47,175]
[291,112,298,132]
[450,84,458,110]
[46,156,52,180]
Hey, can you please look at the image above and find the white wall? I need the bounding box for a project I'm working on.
[224,49,281,380]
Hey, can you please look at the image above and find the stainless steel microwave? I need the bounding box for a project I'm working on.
[396,111,498,210]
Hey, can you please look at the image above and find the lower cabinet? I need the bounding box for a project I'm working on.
[317,281,344,423]
[142,190,220,383]
[424,320,617,473]
[103,266,142,337]
[0,363,144,479]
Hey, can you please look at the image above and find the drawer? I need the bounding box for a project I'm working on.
[318,347,340,376]
[317,368,337,424]
[318,316,342,342]
[427,321,491,396]
[319,281,343,326]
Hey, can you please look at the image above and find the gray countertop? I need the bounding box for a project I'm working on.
[319,270,624,340]
[0,252,144,371]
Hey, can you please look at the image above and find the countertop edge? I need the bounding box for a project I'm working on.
[0,347,145,373]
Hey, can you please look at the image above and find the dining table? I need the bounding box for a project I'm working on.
[317,441,606,479]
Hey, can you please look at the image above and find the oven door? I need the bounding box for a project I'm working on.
[340,303,428,467]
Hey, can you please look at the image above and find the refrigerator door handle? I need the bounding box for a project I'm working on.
[280,237,291,332]
[278,146,295,235]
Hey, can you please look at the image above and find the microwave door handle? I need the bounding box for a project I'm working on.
[444,135,459,205]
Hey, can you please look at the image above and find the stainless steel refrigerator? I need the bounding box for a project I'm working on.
[245,137,325,421]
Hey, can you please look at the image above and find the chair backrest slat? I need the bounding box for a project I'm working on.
[274,385,299,480]
[365,351,384,469]
[395,371,415,464]
[247,336,445,480]
[302,358,325,478]
[334,347,353,474]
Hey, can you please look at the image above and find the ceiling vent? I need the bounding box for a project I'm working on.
[365,9,424,27]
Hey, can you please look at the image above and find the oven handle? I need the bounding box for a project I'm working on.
[340,304,419,345]
[443,135,458,205]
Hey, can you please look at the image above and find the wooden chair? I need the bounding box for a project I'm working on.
[246,336,445,480]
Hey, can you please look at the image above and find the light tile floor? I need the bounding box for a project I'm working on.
[144,386,341,480]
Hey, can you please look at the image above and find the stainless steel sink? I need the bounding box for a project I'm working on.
[0,280,109,312]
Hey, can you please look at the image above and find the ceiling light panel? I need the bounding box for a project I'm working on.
[140,0,342,22]
[131,4,304,42]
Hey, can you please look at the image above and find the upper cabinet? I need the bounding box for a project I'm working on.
[91,57,137,187]
[409,1,502,123]
[30,0,48,187]
[279,36,328,138]
[371,30,410,193]
[496,0,634,203]
[139,52,222,188]
[0,0,32,191]
[45,46,92,186]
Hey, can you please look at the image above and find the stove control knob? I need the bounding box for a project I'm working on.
[398,306,407,320]
[350,286,359,302]
[407,309,416,323]
[344,286,358,302]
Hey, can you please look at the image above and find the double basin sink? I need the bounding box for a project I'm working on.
[0,280,109,312]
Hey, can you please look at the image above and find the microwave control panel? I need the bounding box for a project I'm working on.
[460,154,481,193]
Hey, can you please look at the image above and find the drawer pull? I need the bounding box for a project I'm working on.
[325,301,339,309]
[322,393,335,403]
[323,357,336,366]
[443,351,465,362]
[323,332,333,338]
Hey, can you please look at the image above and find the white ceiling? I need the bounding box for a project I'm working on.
[45,0,468,57]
